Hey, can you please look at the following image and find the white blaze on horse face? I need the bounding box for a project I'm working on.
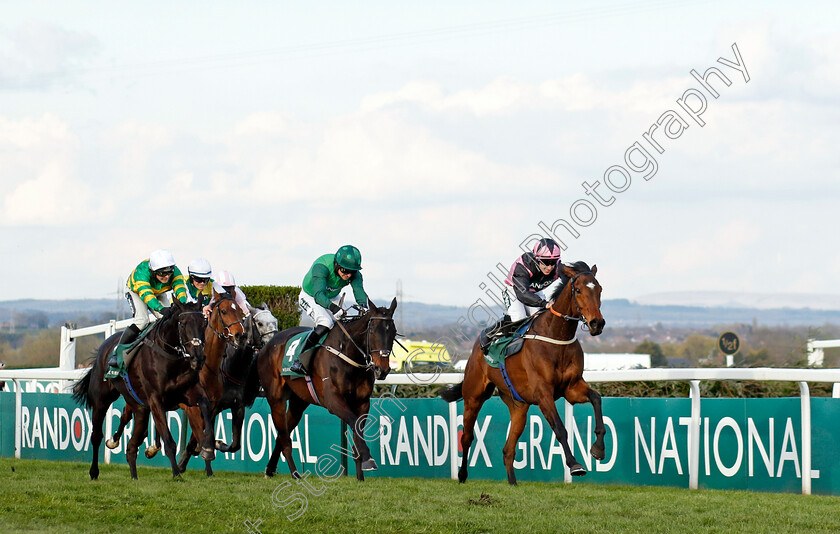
[586,282,596,289]
[232,304,238,310]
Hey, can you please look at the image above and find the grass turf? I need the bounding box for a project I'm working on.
[1,458,839,534]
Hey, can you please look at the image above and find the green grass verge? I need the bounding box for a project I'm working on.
[1,458,839,534]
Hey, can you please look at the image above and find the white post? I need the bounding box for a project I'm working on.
[14,379,22,459]
[448,401,458,480]
[799,381,812,495]
[833,383,840,399]
[58,325,76,393]
[689,380,701,490]
[565,400,574,483]
[107,320,117,339]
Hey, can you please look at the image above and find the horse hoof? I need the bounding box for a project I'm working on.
[590,445,605,461]
[200,447,215,461]
[569,463,587,476]
[105,439,118,450]
[265,472,275,479]
[214,440,228,451]
[292,470,302,480]
[145,446,160,459]
[361,458,378,471]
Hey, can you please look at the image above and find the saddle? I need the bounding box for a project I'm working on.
[103,325,154,379]
[481,314,541,368]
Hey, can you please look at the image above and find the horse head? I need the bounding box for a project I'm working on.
[208,293,247,349]
[364,298,398,380]
[170,300,208,370]
[559,262,606,336]
[249,304,279,348]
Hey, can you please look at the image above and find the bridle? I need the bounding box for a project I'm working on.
[549,271,597,331]
[145,310,206,361]
[206,297,246,348]
[327,311,395,371]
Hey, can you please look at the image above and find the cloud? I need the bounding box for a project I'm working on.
[0,114,113,226]
[0,21,101,90]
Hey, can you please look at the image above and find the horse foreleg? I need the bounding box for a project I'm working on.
[537,397,585,476]
[106,405,133,450]
[322,393,373,481]
[223,404,245,454]
[566,380,607,461]
[351,399,376,480]
[147,398,181,478]
[125,408,150,480]
[282,395,310,478]
[195,395,216,477]
[501,398,528,486]
[265,396,291,478]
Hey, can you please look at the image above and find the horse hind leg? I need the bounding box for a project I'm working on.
[566,380,607,461]
[458,379,495,484]
[89,403,111,480]
[501,398,528,486]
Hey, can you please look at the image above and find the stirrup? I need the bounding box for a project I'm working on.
[289,361,308,375]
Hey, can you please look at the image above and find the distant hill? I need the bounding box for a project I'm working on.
[634,291,840,311]
[2,295,840,330]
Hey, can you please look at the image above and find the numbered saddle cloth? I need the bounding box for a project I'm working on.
[483,318,536,369]
[280,328,329,377]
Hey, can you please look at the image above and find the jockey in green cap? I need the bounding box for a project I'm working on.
[290,245,369,375]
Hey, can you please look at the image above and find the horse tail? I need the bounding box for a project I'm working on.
[71,365,95,409]
[439,382,463,403]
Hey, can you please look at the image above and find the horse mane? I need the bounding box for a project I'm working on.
[549,261,593,301]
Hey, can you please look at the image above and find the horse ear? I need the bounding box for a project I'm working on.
[562,264,576,279]
[389,297,398,313]
[367,298,377,311]
[261,302,268,309]
[591,264,597,275]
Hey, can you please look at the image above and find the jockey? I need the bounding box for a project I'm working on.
[289,244,369,375]
[185,258,214,306]
[479,238,565,353]
[109,249,188,367]
[203,269,251,319]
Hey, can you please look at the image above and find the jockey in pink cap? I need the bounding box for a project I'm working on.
[480,238,565,353]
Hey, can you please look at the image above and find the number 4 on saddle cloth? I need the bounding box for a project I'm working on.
[104,325,156,380]
[281,328,330,378]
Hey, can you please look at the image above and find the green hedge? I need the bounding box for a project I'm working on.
[240,285,301,331]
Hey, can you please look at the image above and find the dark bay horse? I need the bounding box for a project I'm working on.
[258,298,397,480]
[440,262,606,485]
[177,304,276,473]
[72,300,214,479]
[101,295,248,474]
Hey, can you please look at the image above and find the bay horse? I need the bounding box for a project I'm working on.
[72,300,214,479]
[177,304,276,473]
[439,261,606,485]
[258,298,397,480]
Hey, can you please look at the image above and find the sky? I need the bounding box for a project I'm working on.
[1,1,839,308]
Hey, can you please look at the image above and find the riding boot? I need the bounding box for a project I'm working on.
[290,325,330,375]
[109,324,141,368]
[479,315,511,355]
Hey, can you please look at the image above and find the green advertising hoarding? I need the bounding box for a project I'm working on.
[2,392,839,495]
